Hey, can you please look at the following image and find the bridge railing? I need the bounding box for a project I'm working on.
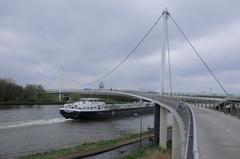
[121,90,198,159]
[166,93,240,119]
[154,95,196,159]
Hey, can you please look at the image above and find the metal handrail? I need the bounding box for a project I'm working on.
[142,94,198,159]
[190,106,199,159]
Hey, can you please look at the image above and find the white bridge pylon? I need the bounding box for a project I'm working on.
[159,8,169,149]
[160,8,169,95]
[157,9,182,159]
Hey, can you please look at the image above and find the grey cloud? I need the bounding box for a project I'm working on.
[0,0,239,94]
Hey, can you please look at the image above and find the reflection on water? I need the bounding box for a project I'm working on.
[0,105,158,159]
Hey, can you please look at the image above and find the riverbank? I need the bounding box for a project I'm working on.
[19,131,154,159]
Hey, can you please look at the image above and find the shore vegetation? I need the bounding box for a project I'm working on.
[19,131,153,159]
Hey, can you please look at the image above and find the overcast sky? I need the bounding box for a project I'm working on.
[0,0,239,95]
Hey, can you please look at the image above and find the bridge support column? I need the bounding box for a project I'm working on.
[172,116,181,159]
[58,93,62,102]
[160,106,167,149]
[154,104,160,145]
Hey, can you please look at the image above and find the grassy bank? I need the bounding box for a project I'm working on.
[120,141,172,159]
[19,131,153,159]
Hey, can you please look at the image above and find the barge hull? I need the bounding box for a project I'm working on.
[60,107,154,120]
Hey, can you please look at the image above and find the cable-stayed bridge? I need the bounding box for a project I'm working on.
[46,9,240,159]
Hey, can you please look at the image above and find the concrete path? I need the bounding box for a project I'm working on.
[192,106,240,159]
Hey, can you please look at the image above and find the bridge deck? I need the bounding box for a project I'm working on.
[192,106,240,159]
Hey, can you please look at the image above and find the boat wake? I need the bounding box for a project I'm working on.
[0,118,69,130]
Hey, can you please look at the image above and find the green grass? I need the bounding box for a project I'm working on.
[19,139,116,159]
[120,145,153,159]
[120,141,172,159]
[19,132,152,159]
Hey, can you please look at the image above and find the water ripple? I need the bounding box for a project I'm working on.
[0,118,69,130]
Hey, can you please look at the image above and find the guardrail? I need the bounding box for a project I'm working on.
[155,96,197,159]
[190,105,199,159]
[169,93,240,119]
[121,91,198,159]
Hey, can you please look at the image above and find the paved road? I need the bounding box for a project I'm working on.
[192,106,240,159]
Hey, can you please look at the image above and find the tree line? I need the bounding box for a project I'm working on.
[0,78,56,103]
[0,78,138,104]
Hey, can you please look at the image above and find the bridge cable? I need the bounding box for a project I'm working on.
[42,73,57,90]
[169,15,229,96]
[61,67,85,88]
[59,66,65,92]
[42,67,64,90]
[85,13,164,85]
[166,22,173,97]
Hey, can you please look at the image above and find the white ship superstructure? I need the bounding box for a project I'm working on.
[60,98,108,112]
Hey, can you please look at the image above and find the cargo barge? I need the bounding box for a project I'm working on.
[60,98,154,120]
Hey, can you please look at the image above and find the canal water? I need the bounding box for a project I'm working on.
[0,105,160,159]
[0,105,172,159]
